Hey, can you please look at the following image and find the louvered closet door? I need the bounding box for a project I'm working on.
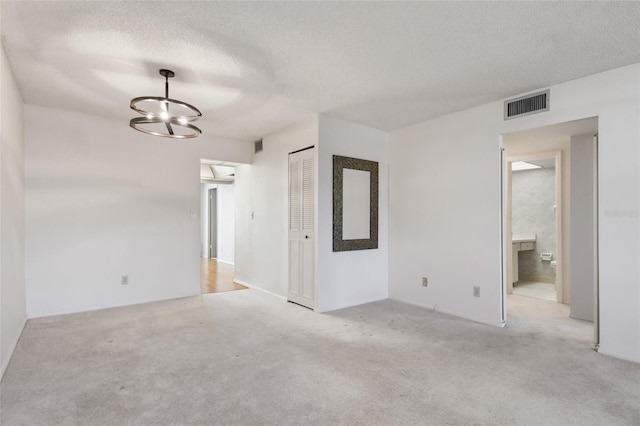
[288,148,315,309]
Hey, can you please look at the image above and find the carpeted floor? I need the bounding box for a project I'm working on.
[1,290,638,425]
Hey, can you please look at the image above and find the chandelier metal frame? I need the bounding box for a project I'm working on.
[130,69,202,139]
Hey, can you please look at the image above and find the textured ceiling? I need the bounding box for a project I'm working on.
[2,1,639,142]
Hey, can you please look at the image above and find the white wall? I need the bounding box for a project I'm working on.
[234,116,319,298]
[389,102,503,326]
[390,63,640,363]
[234,115,388,312]
[200,182,235,264]
[316,115,389,312]
[216,183,236,264]
[200,183,210,258]
[1,45,27,379]
[25,105,252,317]
[570,134,596,321]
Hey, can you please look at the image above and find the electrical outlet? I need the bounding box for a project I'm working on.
[121,275,129,286]
[422,277,428,287]
[473,286,480,297]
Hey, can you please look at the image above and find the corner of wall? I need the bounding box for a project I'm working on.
[388,64,640,361]
[234,115,320,299]
[316,115,390,312]
[1,43,28,380]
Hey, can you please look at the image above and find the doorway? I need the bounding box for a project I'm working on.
[200,159,246,294]
[502,117,599,345]
[506,152,561,302]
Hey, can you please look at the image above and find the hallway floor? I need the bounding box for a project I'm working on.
[507,293,593,344]
[200,257,247,294]
[513,280,556,301]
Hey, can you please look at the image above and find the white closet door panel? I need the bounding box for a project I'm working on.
[287,148,315,309]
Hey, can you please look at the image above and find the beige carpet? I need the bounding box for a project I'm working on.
[1,289,638,425]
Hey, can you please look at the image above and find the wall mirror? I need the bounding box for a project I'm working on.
[333,155,378,251]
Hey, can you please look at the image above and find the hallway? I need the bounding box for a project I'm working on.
[507,293,593,344]
[200,258,247,294]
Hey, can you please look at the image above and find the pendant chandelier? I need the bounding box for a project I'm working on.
[130,69,202,139]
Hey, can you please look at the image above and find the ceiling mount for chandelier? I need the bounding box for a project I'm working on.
[130,69,202,139]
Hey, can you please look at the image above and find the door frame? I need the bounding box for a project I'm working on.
[592,134,600,347]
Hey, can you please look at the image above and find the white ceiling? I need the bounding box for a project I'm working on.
[2,2,639,142]
[518,158,556,169]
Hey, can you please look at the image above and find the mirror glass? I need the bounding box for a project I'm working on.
[342,168,371,240]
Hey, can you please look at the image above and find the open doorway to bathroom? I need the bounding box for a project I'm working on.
[200,159,247,294]
[502,117,598,346]
[509,154,558,302]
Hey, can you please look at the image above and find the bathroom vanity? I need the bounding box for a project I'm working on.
[512,234,536,283]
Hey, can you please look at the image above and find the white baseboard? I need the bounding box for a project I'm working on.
[201,256,235,266]
[316,295,388,313]
[233,279,287,302]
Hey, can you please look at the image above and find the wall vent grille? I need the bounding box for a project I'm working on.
[504,90,549,120]
[254,139,263,154]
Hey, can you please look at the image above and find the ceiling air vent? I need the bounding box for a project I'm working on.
[504,90,549,120]
[254,139,263,154]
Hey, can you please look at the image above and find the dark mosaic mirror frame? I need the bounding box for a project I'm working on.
[333,155,379,252]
